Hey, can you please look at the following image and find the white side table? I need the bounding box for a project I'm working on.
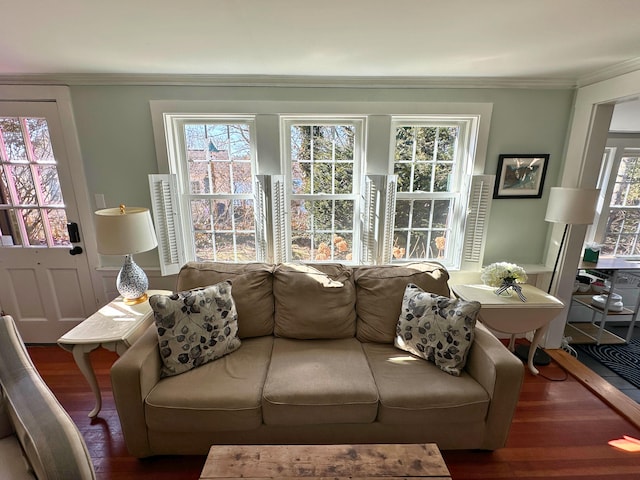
[58,289,170,418]
[450,284,564,375]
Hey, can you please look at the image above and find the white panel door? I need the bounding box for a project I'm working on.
[0,101,96,342]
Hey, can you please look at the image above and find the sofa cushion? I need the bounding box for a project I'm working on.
[0,389,14,439]
[145,336,273,432]
[362,343,489,424]
[0,436,34,480]
[262,338,378,425]
[273,263,356,339]
[395,283,480,376]
[353,262,450,343]
[150,282,241,377]
[176,262,275,338]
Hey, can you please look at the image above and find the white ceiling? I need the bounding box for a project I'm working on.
[2,0,640,84]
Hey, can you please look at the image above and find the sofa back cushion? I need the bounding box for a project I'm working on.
[353,262,450,343]
[273,263,356,339]
[176,262,274,338]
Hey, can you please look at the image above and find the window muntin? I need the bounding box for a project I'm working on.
[285,121,362,262]
[0,117,70,247]
[177,120,258,262]
[390,121,470,267]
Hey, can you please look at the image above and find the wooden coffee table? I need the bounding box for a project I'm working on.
[199,443,451,479]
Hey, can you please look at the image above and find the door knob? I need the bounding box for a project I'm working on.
[69,246,83,255]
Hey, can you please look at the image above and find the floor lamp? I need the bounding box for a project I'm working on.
[515,187,599,367]
[545,187,600,294]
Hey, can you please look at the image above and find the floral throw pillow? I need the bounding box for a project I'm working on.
[394,283,480,376]
[149,281,241,377]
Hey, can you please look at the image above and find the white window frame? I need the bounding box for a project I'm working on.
[588,135,640,256]
[162,114,260,262]
[281,116,365,263]
[150,100,492,272]
[387,116,480,270]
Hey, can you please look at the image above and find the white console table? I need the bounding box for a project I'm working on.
[58,289,170,418]
[451,283,564,375]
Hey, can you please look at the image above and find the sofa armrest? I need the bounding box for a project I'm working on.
[111,325,162,458]
[465,323,524,450]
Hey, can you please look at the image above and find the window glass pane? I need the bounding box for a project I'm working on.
[433,200,451,228]
[434,164,452,192]
[235,233,256,261]
[334,200,353,230]
[11,165,36,205]
[194,232,213,261]
[313,162,332,194]
[394,200,410,227]
[333,232,352,261]
[408,231,428,259]
[312,199,333,230]
[394,163,413,192]
[0,118,28,162]
[292,161,310,194]
[290,199,310,233]
[46,208,70,246]
[334,125,354,161]
[191,199,212,230]
[395,127,414,161]
[0,168,10,205]
[213,199,232,229]
[214,233,235,261]
[413,163,432,192]
[23,208,46,245]
[436,127,458,161]
[335,163,353,194]
[37,165,64,205]
[26,118,55,163]
[212,162,231,194]
[291,126,311,161]
[393,232,408,260]
[232,162,252,193]
[188,161,210,194]
[313,126,333,160]
[0,209,22,246]
[415,127,435,161]
[621,211,640,233]
[313,232,332,260]
[411,200,431,228]
[233,199,255,231]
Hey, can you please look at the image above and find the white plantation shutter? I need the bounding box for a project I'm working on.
[148,174,185,276]
[362,175,397,264]
[254,175,269,262]
[461,174,494,270]
[380,175,398,264]
[270,175,287,263]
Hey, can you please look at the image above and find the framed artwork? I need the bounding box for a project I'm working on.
[493,154,549,199]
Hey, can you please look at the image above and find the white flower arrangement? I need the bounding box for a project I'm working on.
[480,262,528,288]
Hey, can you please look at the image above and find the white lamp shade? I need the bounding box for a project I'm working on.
[545,187,599,225]
[95,206,158,255]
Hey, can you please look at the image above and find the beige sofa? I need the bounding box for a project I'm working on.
[111,261,524,458]
[0,315,96,480]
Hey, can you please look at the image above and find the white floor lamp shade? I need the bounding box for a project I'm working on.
[95,205,158,305]
[545,187,599,293]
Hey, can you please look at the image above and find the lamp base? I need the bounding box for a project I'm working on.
[122,293,148,306]
[116,254,149,305]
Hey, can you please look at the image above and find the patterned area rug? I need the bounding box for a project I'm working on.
[577,338,640,389]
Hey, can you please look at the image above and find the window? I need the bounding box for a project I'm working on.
[0,116,70,247]
[592,142,640,256]
[151,102,490,272]
[171,118,258,262]
[284,119,363,262]
[389,118,476,268]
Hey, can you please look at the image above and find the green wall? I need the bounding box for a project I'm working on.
[69,84,575,269]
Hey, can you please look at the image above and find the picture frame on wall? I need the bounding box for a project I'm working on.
[493,154,549,199]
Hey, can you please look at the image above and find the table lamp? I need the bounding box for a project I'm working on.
[95,205,158,305]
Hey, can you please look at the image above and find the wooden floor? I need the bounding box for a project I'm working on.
[27,345,640,480]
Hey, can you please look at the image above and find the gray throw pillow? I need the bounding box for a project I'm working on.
[150,281,241,377]
[395,283,480,376]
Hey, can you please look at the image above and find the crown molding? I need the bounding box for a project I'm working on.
[0,73,578,90]
[577,57,640,87]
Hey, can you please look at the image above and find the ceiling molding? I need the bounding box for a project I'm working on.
[0,73,578,90]
[577,57,640,87]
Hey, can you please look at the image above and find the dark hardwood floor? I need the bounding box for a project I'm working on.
[27,345,640,480]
